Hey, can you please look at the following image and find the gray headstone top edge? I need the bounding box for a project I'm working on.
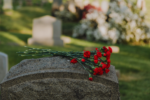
[0,52,8,57]
[33,15,60,22]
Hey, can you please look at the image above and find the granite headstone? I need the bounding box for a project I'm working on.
[0,56,120,100]
[2,0,13,10]
[0,52,8,84]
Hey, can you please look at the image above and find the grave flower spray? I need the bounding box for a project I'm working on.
[17,46,112,81]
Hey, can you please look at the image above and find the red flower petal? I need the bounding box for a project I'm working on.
[93,72,97,75]
[89,77,93,81]
[108,47,112,53]
[98,67,103,75]
[107,59,111,63]
[81,58,85,62]
[106,63,110,68]
[94,55,98,60]
[105,69,110,73]
[97,51,102,58]
[83,51,91,58]
[103,46,108,52]
[70,58,77,64]
[94,60,98,64]
[102,63,107,69]
[103,53,106,56]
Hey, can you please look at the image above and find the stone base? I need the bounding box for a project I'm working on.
[28,38,64,46]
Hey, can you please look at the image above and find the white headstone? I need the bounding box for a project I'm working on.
[2,0,13,10]
[0,52,8,83]
[101,1,109,14]
[28,15,64,46]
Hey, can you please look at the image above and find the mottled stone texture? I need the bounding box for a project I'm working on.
[0,56,120,100]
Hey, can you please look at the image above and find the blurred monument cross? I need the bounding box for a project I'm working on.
[2,0,13,10]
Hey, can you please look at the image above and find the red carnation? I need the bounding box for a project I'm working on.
[106,51,111,60]
[103,46,108,52]
[98,67,103,75]
[83,51,91,58]
[89,77,93,81]
[102,63,107,69]
[95,48,98,50]
[107,59,111,63]
[70,58,77,64]
[103,53,106,56]
[97,51,102,58]
[106,63,110,68]
[93,67,103,75]
[81,58,85,62]
[94,55,98,60]
[94,60,98,64]
[93,72,97,75]
[108,47,112,53]
[94,67,99,74]
[105,69,110,73]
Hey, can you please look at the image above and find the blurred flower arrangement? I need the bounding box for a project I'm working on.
[72,0,150,44]
[18,46,112,81]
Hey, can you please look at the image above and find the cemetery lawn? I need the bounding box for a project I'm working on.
[0,31,150,100]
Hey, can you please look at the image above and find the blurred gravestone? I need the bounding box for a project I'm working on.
[0,52,8,84]
[2,0,12,10]
[28,15,64,46]
[101,1,109,14]
[52,0,62,16]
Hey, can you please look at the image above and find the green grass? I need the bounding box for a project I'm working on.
[0,31,150,100]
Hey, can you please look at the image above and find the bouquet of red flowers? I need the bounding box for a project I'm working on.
[17,46,112,81]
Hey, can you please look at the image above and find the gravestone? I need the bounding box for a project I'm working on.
[2,0,13,10]
[0,56,120,100]
[0,52,8,84]
[28,15,64,46]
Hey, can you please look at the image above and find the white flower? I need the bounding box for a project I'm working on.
[93,29,101,40]
[108,28,120,44]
